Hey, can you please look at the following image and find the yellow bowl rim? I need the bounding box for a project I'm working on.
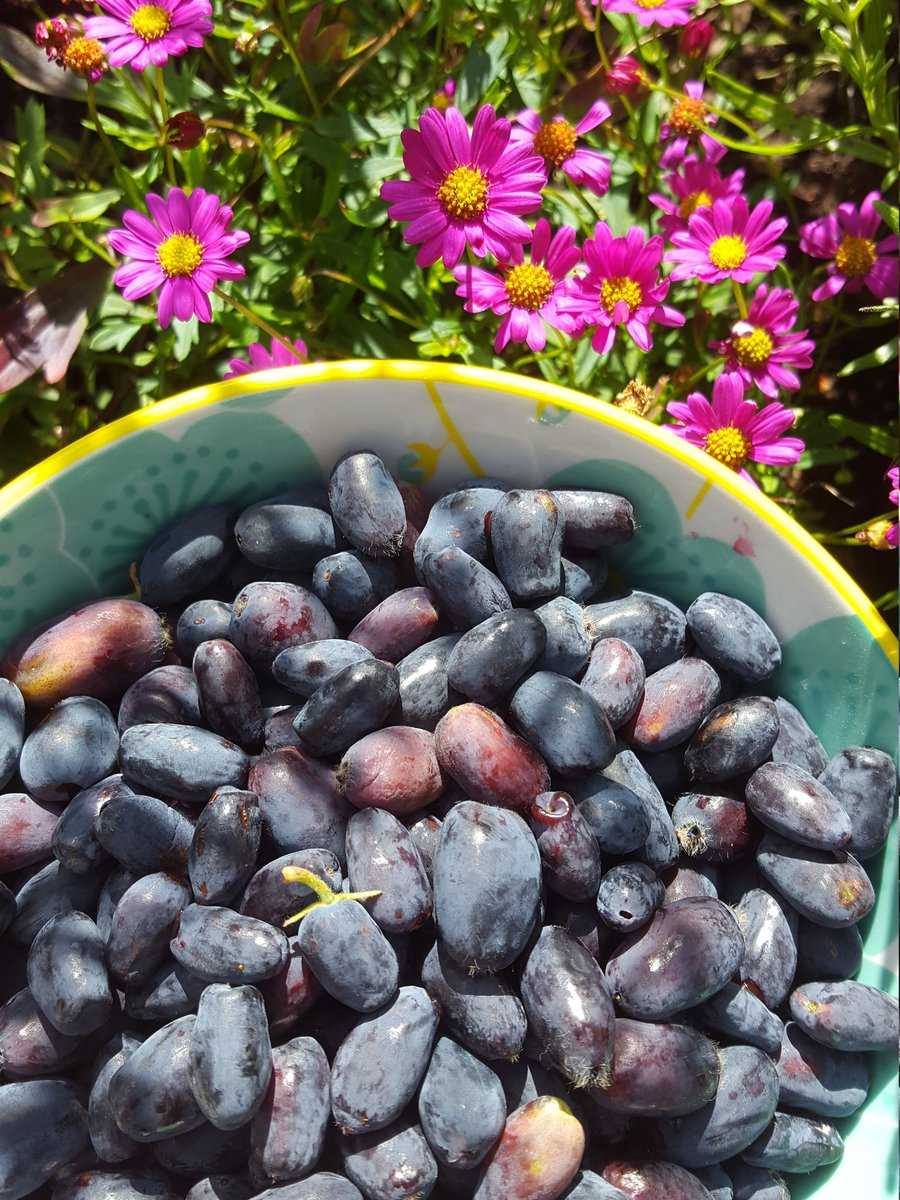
[0,358,895,668]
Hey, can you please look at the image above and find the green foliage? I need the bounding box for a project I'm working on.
[0,0,897,602]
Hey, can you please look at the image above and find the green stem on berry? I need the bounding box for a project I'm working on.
[281,866,382,927]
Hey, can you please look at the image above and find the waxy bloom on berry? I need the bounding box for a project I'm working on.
[453,219,580,353]
[667,373,804,483]
[84,0,212,71]
[512,101,612,197]
[667,197,788,284]
[886,467,899,549]
[712,285,814,398]
[649,158,745,240]
[599,0,696,28]
[225,338,308,379]
[659,81,724,168]
[561,223,685,354]
[381,105,547,270]
[108,188,249,327]
[603,55,643,96]
[799,191,899,303]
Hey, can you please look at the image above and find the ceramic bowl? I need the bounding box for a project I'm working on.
[0,360,896,1198]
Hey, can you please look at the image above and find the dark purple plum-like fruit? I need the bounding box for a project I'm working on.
[596,862,664,933]
[338,725,442,816]
[627,659,721,754]
[818,745,897,860]
[0,791,59,873]
[52,776,129,875]
[655,1045,779,1168]
[189,787,261,905]
[602,1161,712,1200]
[421,546,511,630]
[87,1032,144,1163]
[330,986,439,1134]
[234,498,336,569]
[530,792,602,902]
[27,910,112,1035]
[124,961,206,1023]
[789,980,899,1052]
[745,762,851,851]
[0,987,92,1077]
[770,697,828,776]
[580,638,645,729]
[11,860,103,946]
[311,551,398,626]
[734,887,798,1010]
[583,591,686,673]
[589,1019,719,1118]
[413,488,504,578]
[248,747,348,863]
[475,1096,584,1200]
[250,1035,330,1182]
[510,671,616,776]
[193,639,264,750]
[796,920,862,981]
[0,1079,89,1200]
[433,801,541,973]
[118,665,202,732]
[328,451,406,558]
[692,981,784,1055]
[120,723,249,805]
[0,678,25,789]
[175,599,233,660]
[561,555,608,603]
[139,504,232,605]
[340,1120,436,1200]
[96,789,193,876]
[552,489,635,549]
[520,926,614,1087]
[240,848,340,927]
[775,1022,868,1117]
[272,639,372,697]
[418,1036,506,1168]
[434,703,550,813]
[170,904,288,983]
[729,1164,790,1200]
[297,899,398,1013]
[291,658,401,758]
[230,581,337,673]
[420,942,526,1061]
[684,697,779,783]
[534,596,591,679]
[685,592,781,684]
[447,610,547,707]
[189,983,272,1130]
[107,1015,205,1142]
[19,696,118,804]
[601,748,679,870]
[257,938,321,1037]
[345,807,432,933]
[605,897,744,1020]
[2,598,167,708]
[672,793,752,863]
[490,489,565,600]
[569,776,650,856]
[396,635,462,731]
[348,587,439,662]
[756,834,875,928]
[741,1113,843,1174]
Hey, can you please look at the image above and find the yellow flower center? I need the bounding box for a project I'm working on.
[130,4,171,41]
[669,97,708,138]
[62,36,106,76]
[709,234,748,271]
[157,232,203,278]
[437,165,489,221]
[533,120,578,169]
[834,234,876,278]
[704,425,751,471]
[600,275,643,316]
[635,0,667,7]
[732,326,773,367]
[504,263,555,311]
[678,189,713,220]
[432,92,452,111]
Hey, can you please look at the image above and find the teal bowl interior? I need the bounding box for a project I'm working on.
[0,360,896,1198]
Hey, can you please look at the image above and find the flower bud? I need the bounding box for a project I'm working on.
[680,17,714,58]
[167,112,205,149]
[603,55,644,96]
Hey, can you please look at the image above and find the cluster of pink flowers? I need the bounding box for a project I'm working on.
[35,14,108,81]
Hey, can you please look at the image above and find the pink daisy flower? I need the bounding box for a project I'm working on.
[887,467,899,549]
[561,223,685,354]
[649,158,746,240]
[599,0,695,28]
[667,196,788,284]
[108,187,250,328]
[512,101,612,197]
[224,337,308,379]
[84,0,212,72]
[380,105,547,270]
[712,285,815,398]
[667,373,804,484]
[799,191,899,303]
[452,219,580,353]
[659,81,725,168]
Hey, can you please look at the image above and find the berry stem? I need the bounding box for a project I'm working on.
[154,68,177,186]
[281,866,382,928]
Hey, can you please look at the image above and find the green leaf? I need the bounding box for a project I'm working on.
[836,336,898,377]
[827,412,898,455]
[172,316,199,363]
[457,31,511,115]
[874,200,900,234]
[32,189,121,228]
[89,322,142,353]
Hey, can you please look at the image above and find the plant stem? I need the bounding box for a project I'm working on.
[213,285,300,356]
[154,69,177,185]
[731,279,748,319]
[86,84,143,208]
[68,223,116,267]
[281,866,382,927]
[274,0,321,116]
[593,14,612,72]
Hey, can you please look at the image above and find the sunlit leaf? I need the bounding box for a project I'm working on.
[827,412,898,455]
[32,189,121,228]
[836,336,898,377]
